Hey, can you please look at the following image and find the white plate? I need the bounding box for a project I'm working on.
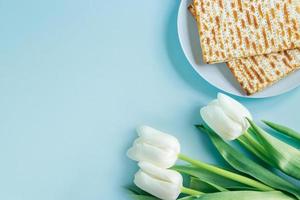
[177,0,300,98]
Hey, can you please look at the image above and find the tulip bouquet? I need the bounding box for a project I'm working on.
[126,93,300,200]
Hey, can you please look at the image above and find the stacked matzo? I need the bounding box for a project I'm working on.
[189,0,300,95]
[227,50,300,95]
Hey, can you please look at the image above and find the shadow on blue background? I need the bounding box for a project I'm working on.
[165,1,219,99]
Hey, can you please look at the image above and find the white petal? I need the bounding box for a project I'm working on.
[136,126,180,154]
[126,142,178,168]
[217,93,252,130]
[134,166,182,200]
[208,99,219,106]
[138,162,183,184]
[200,104,243,140]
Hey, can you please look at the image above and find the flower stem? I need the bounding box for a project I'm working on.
[238,130,270,164]
[181,186,203,196]
[244,130,266,155]
[178,153,273,191]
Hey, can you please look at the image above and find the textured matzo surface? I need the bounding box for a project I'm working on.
[193,0,300,64]
[227,49,300,95]
[189,3,300,95]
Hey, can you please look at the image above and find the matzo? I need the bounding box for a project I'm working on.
[193,0,300,64]
[189,3,300,95]
[227,50,300,95]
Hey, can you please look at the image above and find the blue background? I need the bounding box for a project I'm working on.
[0,0,299,199]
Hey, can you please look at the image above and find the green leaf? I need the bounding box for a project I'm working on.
[190,177,227,192]
[238,130,273,166]
[173,165,256,191]
[126,185,151,196]
[178,196,199,200]
[248,119,300,180]
[193,191,295,200]
[129,194,159,200]
[178,196,202,200]
[263,120,300,143]
[196,125,300,200]
[129,194,200,200]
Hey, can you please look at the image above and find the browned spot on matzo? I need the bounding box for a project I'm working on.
[296,33,300,40]
[209,48,213,57]
[203,23,209,31]
[287,27,292,40]
[284,51,293,61]
[253,15,259,29]
[211,29,217,43]
[221,52,225,58]
[292,19,298,31]
[282,58,293,69]
[219,0,223,9]
[270,62,276,69]
[284,3,290,24]
[283,40,288,48]
[244,37,250,49]
[251,66,264,84]
[237,0,243,12]
[291,42,295,48]
[250,57,259,66]
[233,10,238,22]
[246,11,252,26]
[258,44,263,53]
[258,67,266,78]
[241,19,246,29]
[220,40,224,49]
[233,42,237,49]
[258,4,264,17]
[231,2,235,8]
[271,38,275,46]
[262,28,269,49]
[276,71,281,75]
[200,2,205,13]
[252,42,257,53]
[271,8,276,18]
[250,5,255,13]
[206,38,210,45]
[266,13,272,31]
[215,16,220,28]
[236,27,242,45]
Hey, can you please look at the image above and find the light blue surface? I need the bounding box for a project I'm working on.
[0,0,299,199]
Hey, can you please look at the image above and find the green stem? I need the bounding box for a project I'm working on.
[244,130,267,155]
[181,186,203,196]
[238,131,271,165]
[178,153,273,191]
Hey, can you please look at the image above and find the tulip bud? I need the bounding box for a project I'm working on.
[134,162,182,200]
[127,126,180,168]
[200,93,252,140]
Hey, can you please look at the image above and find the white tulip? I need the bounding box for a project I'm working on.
[200,93,252,140]
[127,126,180,168]
[134,162,182,200]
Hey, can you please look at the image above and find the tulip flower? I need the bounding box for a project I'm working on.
[200,93,252,141]
[127,125,272,193]
[127,125,180,168]
[134,162,184,200]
